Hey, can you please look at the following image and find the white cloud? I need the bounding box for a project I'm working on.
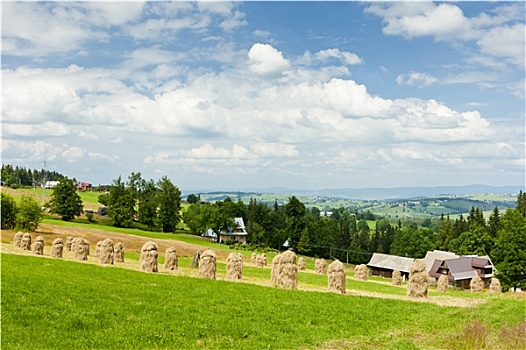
[365,2,525,68]
[315,49,363,65]
[396,72,437,87]
[477,24,525,67]
[248,43,290,76]
[251,143,299,158]
[62,146,85,162]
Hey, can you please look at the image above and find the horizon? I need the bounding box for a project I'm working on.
[3,1,525,189]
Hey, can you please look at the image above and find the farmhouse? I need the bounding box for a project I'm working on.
[43,181,60,189]
[367,253,415,279]
[427,255,495,290]
[202,218,248,244]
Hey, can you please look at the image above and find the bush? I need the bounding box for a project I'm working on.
[86,212,94,222]
[16,195,43,232]
[1,193,18,229]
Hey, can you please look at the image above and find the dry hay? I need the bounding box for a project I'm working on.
[470,275,484,293]
[140,241,159,273]
[251,252,257,265]
[392,270,402,286]
[327,259,346,294]
[66,236,74,251]
[225,252,243,280]
[20,233,32,250]
[163,247,178,270]
[407,259,428,298]
[33,236,45,255]
[94,240,103,259]
[199,249,217,279]
[51,238,64,258]
[489,277,502,293]
[73,238,90,261]
[298,257,306,271]
[354,264,368,281]
[256,253,267,267]
[191,250,201,268]
[277,250,298,290]
[99,238,114,265]
[315,259,327,274]
[14,232,23,248]
[270,253,282,287]
[437,274,449,293]
[114,242,125,262]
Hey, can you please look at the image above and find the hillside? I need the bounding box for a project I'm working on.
[2,222,525,349]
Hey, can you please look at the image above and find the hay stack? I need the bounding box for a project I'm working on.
[33,236,45,255]
[251,252,257,265]
[315,259,327,274]
[51,238,64,258]
[489,278,502,293]
[94,240,102,259]
[256,253,267,267]
[114,242,124,262]
[164,247,178,270]
[328,259,346,294]
[470,275,484,293]
[277,250,298,290]
[199,249,216,279]
[191,250,201,268]
[392,270,402,286]
[298,257,306,271]
[226,252,243,280]
[437,274,449,292]
[14,232,23,248]
[99,239,114,265]
[20,233,32,250]
[270,253,282,287]
[66,236,74,251]
[140,241,158,272]
[407,259,428,298]
[354,264,368,281]
[73,238,90,261]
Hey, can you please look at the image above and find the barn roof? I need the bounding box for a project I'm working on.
[423,250,459,271]
[367,253,415,273]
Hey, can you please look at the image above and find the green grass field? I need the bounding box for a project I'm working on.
[2,253,524,349]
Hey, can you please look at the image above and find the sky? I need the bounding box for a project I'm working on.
[2,1,525,191]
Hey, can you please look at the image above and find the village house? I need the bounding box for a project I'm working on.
[202,217,248,244]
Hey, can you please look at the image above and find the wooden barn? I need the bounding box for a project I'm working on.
[367,253,415,279]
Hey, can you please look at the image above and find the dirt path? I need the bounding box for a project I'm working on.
[2,225,490,308]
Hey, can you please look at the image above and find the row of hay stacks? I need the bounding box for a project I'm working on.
[9,231,503,295]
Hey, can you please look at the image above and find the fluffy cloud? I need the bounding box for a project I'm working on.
[365,2,524,68]
[248,43,290,76]
[314,49,363,65]
[396,72,437,87]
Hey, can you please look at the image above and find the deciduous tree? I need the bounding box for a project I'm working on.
[49,178,83,221]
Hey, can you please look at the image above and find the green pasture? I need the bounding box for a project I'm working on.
[2,253,525,349]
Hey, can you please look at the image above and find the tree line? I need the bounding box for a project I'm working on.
[1,164,65,188]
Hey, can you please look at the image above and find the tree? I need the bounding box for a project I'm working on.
[108,176,135,228]
[455,225,493,256]
[284,196,306,250]
[183,203,204,235]
[186,194,200,204]
[16,195,42,231]
[491,208,526,290]
[49,178,83,221]
[138,178,159,231]
[516,190,526,218]
[1,193,18,229]
[297,228,311,255]
[156,176,181,233]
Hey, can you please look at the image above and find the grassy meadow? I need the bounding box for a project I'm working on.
[2,252,525,350]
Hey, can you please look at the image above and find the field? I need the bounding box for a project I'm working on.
[2,222,525,349]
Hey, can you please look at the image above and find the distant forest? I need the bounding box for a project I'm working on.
[1,164,65,188]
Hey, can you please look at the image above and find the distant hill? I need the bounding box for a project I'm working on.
[183,185,523,201]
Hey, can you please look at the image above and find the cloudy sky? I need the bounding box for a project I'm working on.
[2,1,525,191]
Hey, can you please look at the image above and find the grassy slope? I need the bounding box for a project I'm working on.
[2,254,525,350]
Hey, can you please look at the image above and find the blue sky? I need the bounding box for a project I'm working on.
[2,1,525,191]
